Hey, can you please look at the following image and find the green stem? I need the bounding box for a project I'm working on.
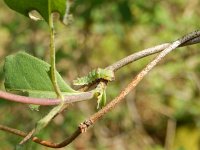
[48,2,63,100]
[18,8,66,145]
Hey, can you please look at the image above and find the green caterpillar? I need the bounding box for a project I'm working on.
[73,68,115,86]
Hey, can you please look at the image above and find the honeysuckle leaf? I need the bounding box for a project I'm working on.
[3,0,69,24]
[4,52,77,99]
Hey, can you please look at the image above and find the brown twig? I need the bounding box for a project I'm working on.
[1,30,200,148]
[106,35,200,72]
[88,30,200,123]
[0,34,199,105]
[0,124,81,148]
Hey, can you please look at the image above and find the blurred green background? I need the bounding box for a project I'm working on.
[0,0,200,150]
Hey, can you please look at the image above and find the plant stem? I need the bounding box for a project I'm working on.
[49,2,63,99]
[1,31,200,148]
[0,32,200,105]
[106,35,200,72]
[17,2,66,145]
[0,91,94,106]
[0,124,81,148]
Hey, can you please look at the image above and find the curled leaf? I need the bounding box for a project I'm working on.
[95,82,107,109]
[28,10,43,21]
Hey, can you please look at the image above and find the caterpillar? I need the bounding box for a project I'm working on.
[73,68,115,86]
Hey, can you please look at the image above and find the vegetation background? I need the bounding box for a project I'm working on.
[0,0,200,150]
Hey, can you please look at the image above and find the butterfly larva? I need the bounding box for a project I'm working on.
[73,68,115,86]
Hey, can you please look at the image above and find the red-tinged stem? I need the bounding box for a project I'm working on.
[0,91,93,106]
[0,31,200,106]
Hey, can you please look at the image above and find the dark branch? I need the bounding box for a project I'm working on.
[1,30,200,148]
[106,35,200,72]
[0,32,199,106]
[0,124,81,148]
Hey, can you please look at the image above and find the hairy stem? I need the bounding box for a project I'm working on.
[49,4,63,99]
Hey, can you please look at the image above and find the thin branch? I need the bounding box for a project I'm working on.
[68,30,200,146]
[106,35,200,72]
[0,124,81,148]
[180,35,200,46]
[49,4,63,99]
[106,43,170,71]
[87,30,200,123]
[0,32,200,105]
[0,91,94,106]
[1,31,199,148]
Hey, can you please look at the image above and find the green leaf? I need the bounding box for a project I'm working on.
[4,51,77,99]
[96,82,107,109]
[3,0,69,24]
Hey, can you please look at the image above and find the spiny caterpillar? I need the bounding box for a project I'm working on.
[73,68,115,86]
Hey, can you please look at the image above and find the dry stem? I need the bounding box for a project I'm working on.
[0,30,200,148]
